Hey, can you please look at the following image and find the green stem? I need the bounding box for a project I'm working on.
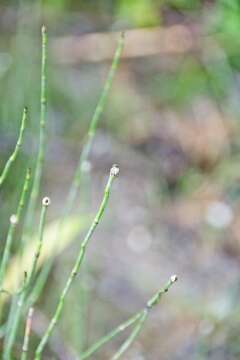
[0,107,27,189]
[27,260,52,308]
[80,312,143,360]
[34,165,119,359]
[27,197,50,292]
[3,198,50,359]
[65,33,124,216]
[0,167,31,289]
[26,25,47,228]
[111,310,148,360]
[21,307,34,360]
[80,275,178,360]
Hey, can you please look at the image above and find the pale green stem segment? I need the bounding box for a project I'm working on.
[26,25,47,227]
[34,165,119,360]
[0,107,27,189]
[21,307,34,360]
[65,33,124,216]
[0,167,31,289]
[80,275,178,360]
[3,198,50,359]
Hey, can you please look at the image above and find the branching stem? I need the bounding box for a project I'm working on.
[80,275,178,360]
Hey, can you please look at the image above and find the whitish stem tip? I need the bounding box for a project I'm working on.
[170,274,178,283]
[42,197,51,207]
[110,164,120,177]
[10,214,18,225]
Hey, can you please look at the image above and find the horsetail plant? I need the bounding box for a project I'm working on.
[26,197,51,292]
[0,107,27,189]
[3,196,50,359]
[0,167,31,290]
[34,164,120,359]
[23,31,125,312]
[80,275,178,360]
[111,275,178,359]
[0,26,179,359]
[65,32,125,216]
[25,25,48,230]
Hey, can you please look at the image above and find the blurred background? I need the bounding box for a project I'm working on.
[1,0,240,359]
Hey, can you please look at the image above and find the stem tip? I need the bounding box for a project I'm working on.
[170,275,178,283]
[10,214,18,225]
[42,196,51,207]
[42,25,47,34]
[110,164,120,177]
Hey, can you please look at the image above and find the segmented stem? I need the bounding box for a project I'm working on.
[80,312,143,360]
[34,165,119,359]
[80,275,178,360]
[3,197,50,359]
[26,25,47,226]
[27,197,50,291]
[111,310,148,360]
[65,33,124,216]
[0,107,27,189]
[21,307,34,360]
[0,168,31,289]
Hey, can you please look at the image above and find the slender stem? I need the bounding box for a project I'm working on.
[0,168,31,289]
[26,197,50,294]
[65,33,124,216]
[34,165,119,359]
[26,25,47,227]
[80,275,178,360]
[21,307,34,360]
[0,107,27,189]
[147,275,178,309]
[3,293,18,352]
[3,273,28,360]
[111,310,148,360]
[80,312,143,360]
[27,260,52,307]
[3,198,50,359]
